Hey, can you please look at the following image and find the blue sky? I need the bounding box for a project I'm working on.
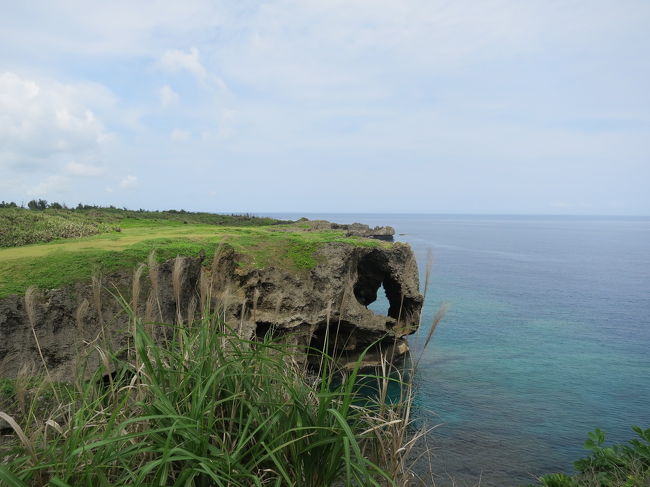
[1,0,649,214]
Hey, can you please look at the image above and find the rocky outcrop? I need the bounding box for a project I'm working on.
[0,240,422,379]
[300,219,396,241]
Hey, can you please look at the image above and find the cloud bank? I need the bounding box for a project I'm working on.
[0,1,648,213]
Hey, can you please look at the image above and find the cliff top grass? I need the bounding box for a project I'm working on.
[0,206,387,298]
[0,205,285,248]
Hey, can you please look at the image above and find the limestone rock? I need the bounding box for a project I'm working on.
[303,220,395,241]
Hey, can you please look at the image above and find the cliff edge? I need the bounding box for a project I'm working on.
[0,225,422,379]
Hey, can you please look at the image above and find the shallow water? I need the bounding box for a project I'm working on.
[265,213,650,486]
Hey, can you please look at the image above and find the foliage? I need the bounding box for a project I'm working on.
[0,206,288,248]
[0,208,117,248]
[26,199,50,211]
[0,378,15,396]
[0,307,416,486]
[529,427,650,487]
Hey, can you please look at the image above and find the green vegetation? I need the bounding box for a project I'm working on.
[0,207,385,298]
[528,428,650,487]
[0,208,118,247]
[0,299,421,486]
[0,205,286,248]
[0,204,420,485]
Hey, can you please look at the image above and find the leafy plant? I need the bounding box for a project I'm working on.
[530,427,650,487]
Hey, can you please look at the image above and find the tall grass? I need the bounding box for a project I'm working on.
[0,298,432,486]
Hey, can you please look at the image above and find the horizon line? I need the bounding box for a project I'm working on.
[253,211,650,218]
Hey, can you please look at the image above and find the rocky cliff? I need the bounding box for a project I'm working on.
[0,239,422,379]
[299,219,396,241]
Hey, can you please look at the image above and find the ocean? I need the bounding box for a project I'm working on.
[265,213,650,486]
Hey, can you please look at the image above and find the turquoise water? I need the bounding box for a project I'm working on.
[267,214,650,486]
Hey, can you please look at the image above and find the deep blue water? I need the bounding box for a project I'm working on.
[265,214,650,486]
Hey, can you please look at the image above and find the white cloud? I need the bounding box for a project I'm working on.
[0,2,647,212]
[0,72,111,169]
[119,175,138,189]
[171,128,191,142]
[27,175,70,197]
[64,161,105,177]
[159,47,206,80]
[159,85,179,107]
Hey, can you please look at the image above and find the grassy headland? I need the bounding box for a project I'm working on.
[0,206,385,298]
[0,205,420,485]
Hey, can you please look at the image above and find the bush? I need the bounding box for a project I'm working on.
[0,208,113,247]
[531,427,650,487]
[27,199,48,211]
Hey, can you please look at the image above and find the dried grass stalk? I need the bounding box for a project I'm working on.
[15,362,32,415]
[75,299,89,330]
[172,256,185,324]
[92,273,103,326]
[24,287,56,391]
[187,296,197,326]
[145,291,156,324]
[131,263,146,314]
[199,267,210,314]
[0,411,37,464]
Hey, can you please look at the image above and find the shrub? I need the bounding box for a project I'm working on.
[530,427,650,487]
[0,208,113,247]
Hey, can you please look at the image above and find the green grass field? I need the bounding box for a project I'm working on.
[0,207,385,298]
[0,206,285,248]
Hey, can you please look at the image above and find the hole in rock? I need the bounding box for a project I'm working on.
[367,282,390,316]
[353,252,404,320]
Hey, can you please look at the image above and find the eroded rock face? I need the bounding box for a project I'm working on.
[301,220,395,241]
[0,256,205,379]
[0,241,422,379]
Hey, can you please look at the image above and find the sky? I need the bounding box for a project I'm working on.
[1,0,649,215]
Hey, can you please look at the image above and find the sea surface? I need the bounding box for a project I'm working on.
[264,214,650,486]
